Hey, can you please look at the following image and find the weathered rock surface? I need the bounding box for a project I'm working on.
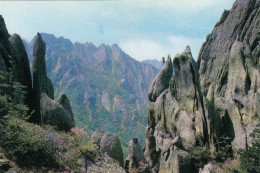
[99,132,124,167]
[145,48,200,173]
[198,0,260,151]
[90,130,125,168]
[125,138,150,173]
[148,56,173,102]
[86,151,126,173]
[40,93,75,131]
[91,130,106,147]
[9,34,33,106]
[30,33,75,130]
[57,94,74,123]
[144,0,260,172]
[0,16,32,110]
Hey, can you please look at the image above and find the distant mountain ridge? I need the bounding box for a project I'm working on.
[142,59,162,70]
[24,33,159,154]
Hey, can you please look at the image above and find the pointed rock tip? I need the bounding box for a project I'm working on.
[162,57,165,64]
[34,33,46,47]
[181,45,192,56]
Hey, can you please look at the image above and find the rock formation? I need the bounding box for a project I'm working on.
[148,56,173,102]
[145,47,200,173]
[125,138,150,173]
[40,93,75,131]
[31,33,74,130]
[198,0,260,151]
[144,0,260,172]
[91,130,124,167]
[0,16,32,109]
[9,34,33,106]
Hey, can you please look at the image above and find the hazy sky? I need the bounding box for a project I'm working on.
[0,0,234,61]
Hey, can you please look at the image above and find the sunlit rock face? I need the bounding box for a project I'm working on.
[144,0,260,172]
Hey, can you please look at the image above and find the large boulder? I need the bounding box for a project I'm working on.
[99,132,124,167]
[57,94,74,122]
[91,130,105,148]
[40,93,75,131]
[125,138,150,173]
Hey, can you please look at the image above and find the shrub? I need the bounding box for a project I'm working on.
[0,117,83,171]
[190,145,211,168]
[239,124,260,172]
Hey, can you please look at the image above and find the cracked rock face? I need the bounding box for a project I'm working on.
[145,47,201,173]
[144,0,260,172]
[198,0,260,151]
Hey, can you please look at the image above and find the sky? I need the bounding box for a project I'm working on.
[0,0,235,61]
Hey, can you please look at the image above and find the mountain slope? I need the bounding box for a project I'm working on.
[25,33,159,155]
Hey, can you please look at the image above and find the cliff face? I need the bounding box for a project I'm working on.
[144,0,260,172]
[198,0,260,151]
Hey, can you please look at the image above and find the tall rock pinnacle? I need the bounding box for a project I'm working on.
[148,56,173,102]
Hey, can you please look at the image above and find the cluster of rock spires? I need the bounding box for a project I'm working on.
[144,0,260,172]
[0,16,75,131]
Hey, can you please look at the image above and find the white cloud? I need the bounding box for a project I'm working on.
[120,36,205,61]
[122,0,234,12]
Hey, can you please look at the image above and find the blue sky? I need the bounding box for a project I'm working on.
[0,0,234,61]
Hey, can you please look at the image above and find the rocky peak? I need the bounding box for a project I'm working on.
[0,15,9,42]
[198,0,260,97]
[9,33,33,106]
[148,56,173,102]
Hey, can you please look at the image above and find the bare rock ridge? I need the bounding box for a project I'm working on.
[0,15,74,131]
[144,0,260,172]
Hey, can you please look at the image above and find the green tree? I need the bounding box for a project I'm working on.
[239,124,260,172]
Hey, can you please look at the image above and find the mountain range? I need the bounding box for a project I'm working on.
[24,33,159,155]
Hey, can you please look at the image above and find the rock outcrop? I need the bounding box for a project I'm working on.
[31,33,74,130]
[125,138,150,173]
[91,130,124,167]
[148,56,173,102]
[9,34,33,106]
[198,0,260,151]
[144,0,260,172]
[0,16,32,110]
[40,93,75,131]
[145,47,200,173]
